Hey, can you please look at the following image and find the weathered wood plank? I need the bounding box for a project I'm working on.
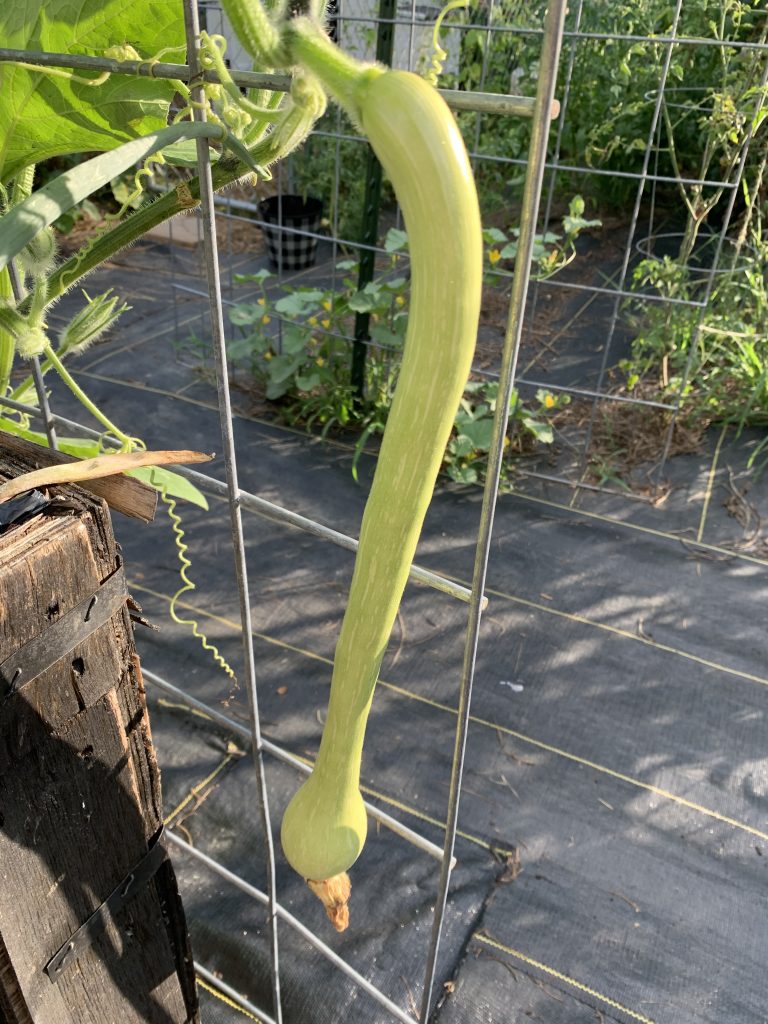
[0,432,158,522]
[0,450,198,1024]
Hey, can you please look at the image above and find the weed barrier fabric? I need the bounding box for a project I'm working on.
[132,427,766,1024]
[39,243,766,1022]
[148,700,494,1024]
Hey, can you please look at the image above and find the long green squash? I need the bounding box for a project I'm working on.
[280,69,482,911]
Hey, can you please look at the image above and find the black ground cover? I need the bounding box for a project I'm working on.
[29,235,767,1023]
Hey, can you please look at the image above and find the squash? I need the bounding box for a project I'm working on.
[280,69,482,908]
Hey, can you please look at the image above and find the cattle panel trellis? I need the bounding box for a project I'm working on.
[0,0,568,1020]
[0,0,766,1021]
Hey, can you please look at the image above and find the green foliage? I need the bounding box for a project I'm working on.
[228,237,408,438]
[446,0,767,212]
[621,235,768,443]
[569,0,766,200]
[225,227,571,484]
[483,195,601,279]
[0,0,184,183]
[444,382,570,484]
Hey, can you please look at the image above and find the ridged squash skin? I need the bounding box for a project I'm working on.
[281,70,482,881]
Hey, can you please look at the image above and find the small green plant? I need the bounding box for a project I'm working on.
[444,382,570,483]
[228,236,408,435]
[224,219,576,486]
[482,195,601,280]
[622,237,768,439]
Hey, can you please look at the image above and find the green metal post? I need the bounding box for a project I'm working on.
[350,0,396,399]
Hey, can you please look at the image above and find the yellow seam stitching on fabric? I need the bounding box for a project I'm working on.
[196,977,260,1021]
[130,576,768,691]
[360,782,516,857]
[164,753,235,825]
[132,582,768,842]
[696,422,729,543]
[83,357,768,570]
[506,488,768,570]
[473,933,656,1024]
[481,585,768,689]
[374,679,768,842]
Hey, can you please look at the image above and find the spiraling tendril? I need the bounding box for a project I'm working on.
[150,469,237,683]
[425,0,468,87]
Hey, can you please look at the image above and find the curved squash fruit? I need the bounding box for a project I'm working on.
[280,69,482,919]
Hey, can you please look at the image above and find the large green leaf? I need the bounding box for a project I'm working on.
[0,0,185,183]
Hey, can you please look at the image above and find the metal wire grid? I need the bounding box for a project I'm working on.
[0,1,567,1020]
[183,1,768,507]
[2,2,764,1020]
[518,3,767,495]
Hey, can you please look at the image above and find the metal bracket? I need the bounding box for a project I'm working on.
[44,826,167,981]
[0,566,127,700]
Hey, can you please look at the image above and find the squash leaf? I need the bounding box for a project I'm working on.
[0,0,185,183]
[127,466,209,509]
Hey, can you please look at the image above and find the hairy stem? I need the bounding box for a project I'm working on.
[0,268,14,396]
[43,344,133,447]
[219,0,283,67]
[10,165,36,206]
[45,159,251,303]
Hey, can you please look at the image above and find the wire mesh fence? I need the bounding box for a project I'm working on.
[199,0,766,503]
[1,1,766,1021]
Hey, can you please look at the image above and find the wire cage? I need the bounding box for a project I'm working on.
[1,0,767,1021]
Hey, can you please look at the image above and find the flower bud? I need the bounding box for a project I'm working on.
[58,290,130,355]
[16,325,50,359]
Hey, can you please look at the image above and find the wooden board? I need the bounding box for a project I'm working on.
[0,447,198,1024]
[0,431,158,523]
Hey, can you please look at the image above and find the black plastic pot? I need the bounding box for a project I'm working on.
[258,194,323,272]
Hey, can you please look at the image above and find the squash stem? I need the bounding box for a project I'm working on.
[284,18,383,120]
[0,268,15,397]
[42,344,133,448]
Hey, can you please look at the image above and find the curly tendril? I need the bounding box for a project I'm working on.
[425,0,468,86]
[150,469,237,683]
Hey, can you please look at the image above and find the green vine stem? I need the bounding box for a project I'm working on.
[283,17,382,119]
[10,165,36,206]
[42,343,134,448]
[0,267,14,396]
[42,155,259,305]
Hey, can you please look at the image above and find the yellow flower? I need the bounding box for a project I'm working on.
[316,357,325,367]
[322,299,332,312]
[261,315,271,325]
[264,351,273,360]
[308,315,318,326]
[395,295,405,307]
[543,393,555,409]
[488,249,502,265]
[257,297,266,306]
[321,318,331,329]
